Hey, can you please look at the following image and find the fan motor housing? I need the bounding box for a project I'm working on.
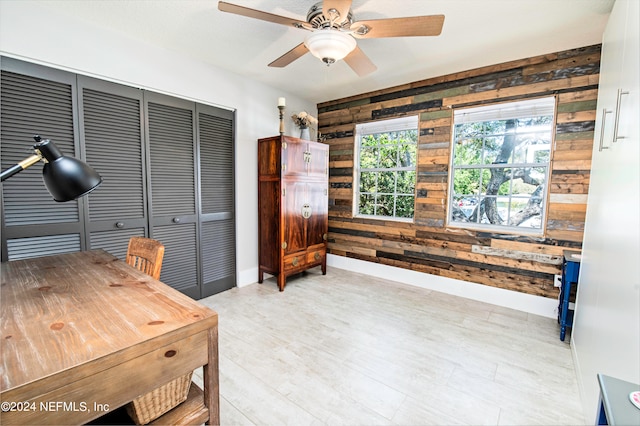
[306,1,353,29]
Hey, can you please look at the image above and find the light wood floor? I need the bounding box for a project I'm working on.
[194,267,585,425]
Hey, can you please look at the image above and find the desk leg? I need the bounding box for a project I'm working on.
[204,327,220,425]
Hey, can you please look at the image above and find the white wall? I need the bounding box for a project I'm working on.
[572,0,640,422]
[0,1,316,286]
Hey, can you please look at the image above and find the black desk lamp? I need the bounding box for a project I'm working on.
[0,136,102,202]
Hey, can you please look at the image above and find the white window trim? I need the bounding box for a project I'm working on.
[447,96,556,234]
[353,116,419,222]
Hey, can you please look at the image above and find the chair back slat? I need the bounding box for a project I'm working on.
[126,237,165,280]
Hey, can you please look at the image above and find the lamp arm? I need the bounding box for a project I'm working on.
[0,153,43,182]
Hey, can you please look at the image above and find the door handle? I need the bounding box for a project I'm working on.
[613,88,629,142]
[115,222,125,228]
[172,217,181,223]
[598,108,613,152]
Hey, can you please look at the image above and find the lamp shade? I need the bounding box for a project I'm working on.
[304,30,356,64]
[36,140,103,202]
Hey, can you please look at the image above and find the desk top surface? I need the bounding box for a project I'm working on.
[598,374,640,425]
[1,250,217,393]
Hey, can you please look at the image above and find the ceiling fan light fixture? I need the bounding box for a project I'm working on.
[304,29,356,65]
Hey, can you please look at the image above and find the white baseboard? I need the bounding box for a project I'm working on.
[237,267,259,288]
[327,254,558,318]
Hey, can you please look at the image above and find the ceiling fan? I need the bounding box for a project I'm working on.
[218,1,445,76]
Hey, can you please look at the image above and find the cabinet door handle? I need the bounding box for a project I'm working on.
[115,222,125,228]
[301,203,312,219]
[599,108,613,152]
[613,89,629,142]
[172,217,181,223]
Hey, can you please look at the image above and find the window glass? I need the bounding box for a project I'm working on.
[449,97,555,233]
[354,116,418,221]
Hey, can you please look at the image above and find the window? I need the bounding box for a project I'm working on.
[449,97,555,233]
[354,116,418,220]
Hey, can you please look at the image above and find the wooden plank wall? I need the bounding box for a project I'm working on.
[318,45,600,299]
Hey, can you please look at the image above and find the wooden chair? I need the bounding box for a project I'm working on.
[126,236,165,280]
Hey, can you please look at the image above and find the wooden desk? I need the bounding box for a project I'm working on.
[0,250,219,425]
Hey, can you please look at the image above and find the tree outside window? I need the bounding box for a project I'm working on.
[355,116,418,220]
[449,97,555,233]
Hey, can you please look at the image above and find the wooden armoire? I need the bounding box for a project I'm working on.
[258,135,328,291]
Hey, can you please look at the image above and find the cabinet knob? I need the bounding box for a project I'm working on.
[314,252,321,261]
[115,222,124,229]
[292,257,299,267]
[172,217,181,223]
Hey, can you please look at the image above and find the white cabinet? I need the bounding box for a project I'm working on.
[592,0,638,152]
[617,0,639,143]
[572,0,640,423]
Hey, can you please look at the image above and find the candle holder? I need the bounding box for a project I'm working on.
[278,105,285,136]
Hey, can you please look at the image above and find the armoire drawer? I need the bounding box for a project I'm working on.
[284,253,306,271]
[306,249,325,264]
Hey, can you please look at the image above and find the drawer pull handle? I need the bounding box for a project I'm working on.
[115,222,124,228]
[314,252,321,261]
[164,350,177,358]
[172,217,181,223]
[292,257,299,267]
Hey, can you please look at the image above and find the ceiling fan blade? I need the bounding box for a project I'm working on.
[344,46,377,77]
[218,1,309,29]
[322,0,352,24]
[268,43,310,68]
[351,15,445,38]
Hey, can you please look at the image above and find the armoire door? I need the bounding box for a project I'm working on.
[306,182,328,247]
[282,139,309,178]
[306,142,328,178]
[146,93,200,299]
[80,77,148,259]
[282,180,307,256]
[282,139,328,179]
[282,181,327,253]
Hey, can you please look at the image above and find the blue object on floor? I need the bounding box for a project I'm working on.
[558,250,581,341]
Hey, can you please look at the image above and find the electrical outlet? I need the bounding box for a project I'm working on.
[554,274,562,287]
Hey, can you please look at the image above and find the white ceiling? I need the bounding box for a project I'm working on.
[37,0,613,104]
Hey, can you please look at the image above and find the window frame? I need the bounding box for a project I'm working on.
[447,96,556,235]
[353,115,419,222]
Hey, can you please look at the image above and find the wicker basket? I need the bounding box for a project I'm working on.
[126,372,193,425]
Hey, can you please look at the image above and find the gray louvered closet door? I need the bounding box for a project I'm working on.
[146,93,200,299]
[0,60,85,261]
[198,104,235,297]
[2,58,236,298]
[80,77,147,259]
